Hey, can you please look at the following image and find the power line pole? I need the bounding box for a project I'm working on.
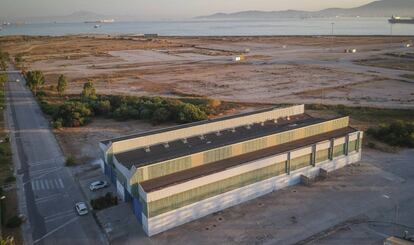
[331,22,335,52]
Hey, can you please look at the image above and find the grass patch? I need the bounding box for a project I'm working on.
[65,156,76,166]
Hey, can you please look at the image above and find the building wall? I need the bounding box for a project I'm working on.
[112,105,305,155]
[128,116,350,189]
[141,131,362,221]
[143,150,362,236]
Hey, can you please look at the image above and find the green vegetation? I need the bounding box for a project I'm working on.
[57,75,68,96]
[306,104,414,123]
[40,94,210,128]
[25,70,45,95]
[0,48,10,71]
[367,121,414,148]
[5,216,22,229]
[81,81,97,100]
[90,192,118,210]
[307,104,414,148]
[65,156,76,166]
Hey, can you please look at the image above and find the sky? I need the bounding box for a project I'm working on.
[0,0,376,19]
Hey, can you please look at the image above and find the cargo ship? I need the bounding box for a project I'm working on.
[389,16,414,24]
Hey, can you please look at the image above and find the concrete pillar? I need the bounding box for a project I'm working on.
[345,135,350,156]
[356,132,361,152]
[311,144,316,166]
[328,138,334,160]
[287,152,291,175]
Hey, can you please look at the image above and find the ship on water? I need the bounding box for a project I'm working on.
[389,16,414,24]
[84,19,115,24]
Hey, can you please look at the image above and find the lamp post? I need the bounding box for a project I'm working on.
[0,195,5,226]
[331,22,335,52]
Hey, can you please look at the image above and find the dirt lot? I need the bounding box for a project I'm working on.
[1,36,414,109]
[3,35,413,162]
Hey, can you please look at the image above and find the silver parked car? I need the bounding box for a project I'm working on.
[89,180,108,191]
[75,202,88,216]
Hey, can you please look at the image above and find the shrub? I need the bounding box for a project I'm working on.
[4,176,16,184]
[177,104,208,123]
[52,119,63,129]
[6,215,22,228]
[152,107,171,123]
[54,101,92,127]
[367,121,414,148]
[65,156,76,166]
[90,192,118,210]
[81,81,97,100]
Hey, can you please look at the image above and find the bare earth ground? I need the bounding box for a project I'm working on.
[2,36,414,109]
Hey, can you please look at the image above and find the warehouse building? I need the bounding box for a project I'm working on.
[99,104,363,236]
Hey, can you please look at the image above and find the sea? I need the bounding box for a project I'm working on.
[1,18,414,36]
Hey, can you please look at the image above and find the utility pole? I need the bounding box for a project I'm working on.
[331,22,335,52]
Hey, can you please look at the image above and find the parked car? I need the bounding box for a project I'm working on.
[75,202,88,216]
[89,180,108,191]
[15,79,20,82]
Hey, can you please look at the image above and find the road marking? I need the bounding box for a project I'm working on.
[44,209,75,223]
[58,178,64,188]
[33,216,78,244]
[31,179,65,191]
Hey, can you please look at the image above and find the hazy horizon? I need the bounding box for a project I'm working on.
[1,0,376,20]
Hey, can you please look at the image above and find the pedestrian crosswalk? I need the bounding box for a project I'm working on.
[31,178,64,191]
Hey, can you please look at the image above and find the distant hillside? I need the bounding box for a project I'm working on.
[197,0,414,19]
[22,11,110,23]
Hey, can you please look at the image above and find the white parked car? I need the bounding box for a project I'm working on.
[89,181,108,191]
[16,79,20,82]
[75,202,88,216]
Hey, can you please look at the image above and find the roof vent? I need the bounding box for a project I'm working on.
[182,138,188,144]
[163,142,170,148]
[199,135,205,140]
[260,122,265,126]
[206,141,212,144]
[287,116,291,121]
[145,146,151,152]
[230,128,236,133]
[274,119,278,124]
[246,124,251,129]
[216,131,221,136]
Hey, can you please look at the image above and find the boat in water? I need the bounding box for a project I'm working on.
[389,16,414,24]
[85,19,115,24]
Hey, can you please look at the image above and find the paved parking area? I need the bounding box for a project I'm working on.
[75,164,116,202]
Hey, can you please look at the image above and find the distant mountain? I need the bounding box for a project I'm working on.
[197,0,414,19]
[20,11,111,23]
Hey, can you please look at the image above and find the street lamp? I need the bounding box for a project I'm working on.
[331,22,335,51]
[0,195,5,226]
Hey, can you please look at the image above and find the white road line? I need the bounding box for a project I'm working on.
[39,180,44,190]
[44,180,49,190]
[44,209,74,221]
[48,180,55,189]
[31,181,35,190]
[58,178,64,188]
[54,179,59,188]
[33,216,78,244]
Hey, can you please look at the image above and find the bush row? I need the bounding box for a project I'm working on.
[367,121,414,148]
[39,95,210,128]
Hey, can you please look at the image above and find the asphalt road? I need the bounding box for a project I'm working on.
[5,70,107,245]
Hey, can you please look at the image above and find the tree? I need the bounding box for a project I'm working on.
[81,81,96,100]
[177,104,207,123]
[14,53,24,68]
[25,70,45,95]
[0,74,7,84]
[57,74,67,96]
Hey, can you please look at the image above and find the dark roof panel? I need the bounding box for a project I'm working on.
[140,127,357,193]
